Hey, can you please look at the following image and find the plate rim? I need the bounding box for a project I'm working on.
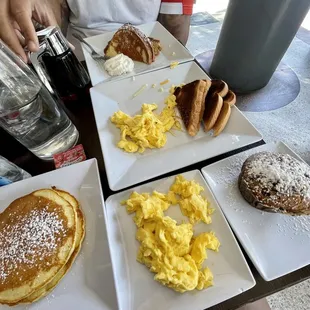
[201,140,308,281]
[90,61,263,191]
[82,21,194,86]
[0,158,121,309]
[104,169,256,310]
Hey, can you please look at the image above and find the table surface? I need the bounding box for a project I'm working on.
[1,86,310,310]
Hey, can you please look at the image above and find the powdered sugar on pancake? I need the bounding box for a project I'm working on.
[0,207,65,283]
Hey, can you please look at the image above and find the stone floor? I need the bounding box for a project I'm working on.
[188,1,310,309]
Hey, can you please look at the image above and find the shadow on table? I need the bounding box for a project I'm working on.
[195,50,300,112]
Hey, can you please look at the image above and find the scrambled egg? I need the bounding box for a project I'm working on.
[197,267,214,290]
[191,232,220,268]
[124,191,170,227]
[111,90,181,153]
[122,175,220,293]
[171,175,214,224]
[170,61,179,69]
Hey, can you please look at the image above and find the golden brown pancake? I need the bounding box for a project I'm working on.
[19,189,85,304]
[0,189,77,305]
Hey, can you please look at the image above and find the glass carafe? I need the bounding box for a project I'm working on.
[0,40,79,160]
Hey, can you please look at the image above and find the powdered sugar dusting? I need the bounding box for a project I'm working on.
[203,144,310,280]
[276,215,310,238]
[208,150,254,219]
[205,145,310,238]
[213,152,250,187]
[0,207,65,283]
[245,152,310,198]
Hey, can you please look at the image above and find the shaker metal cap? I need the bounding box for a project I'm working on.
[36,26,69,56]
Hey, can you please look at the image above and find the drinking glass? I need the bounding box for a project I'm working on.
[0,40,79,160]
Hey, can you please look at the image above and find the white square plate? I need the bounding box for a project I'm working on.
[90,61,262,191]
[82,21,194,86]
[0,159,118,310]
[105,170,255,310]
[202,141,310,281]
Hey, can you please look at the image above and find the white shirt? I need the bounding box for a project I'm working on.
[67,0,162,59]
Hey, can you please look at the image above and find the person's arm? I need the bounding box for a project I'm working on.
[0,0,69,61]
[32,0,69,35]
[157,0,194,46]
[49,0,70,35]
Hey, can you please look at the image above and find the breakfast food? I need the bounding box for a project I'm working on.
[112,78,235,155]
[103,53,134,76]
[239,152,310,215]
[223,90,236,106]
[203,79,233,135]
[174,80,211,136]
[122,175,220,293]
[209,79,229,97]
[174,79,235,137]
[0,189,85,305]
[149,37,162,56]
[171,175,213,224]
[21,189,85,304]
[111,88,181,153]
[104,24,161,64]
[213,101,231,137]
[203,93,223,132]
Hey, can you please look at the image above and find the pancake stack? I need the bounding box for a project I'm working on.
[0,188,85,305]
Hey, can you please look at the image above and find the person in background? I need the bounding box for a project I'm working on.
[0,0,194,61]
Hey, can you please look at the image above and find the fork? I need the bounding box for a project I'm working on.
[72,33,109,64]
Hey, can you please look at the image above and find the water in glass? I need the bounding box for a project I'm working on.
[0,40,79,160]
